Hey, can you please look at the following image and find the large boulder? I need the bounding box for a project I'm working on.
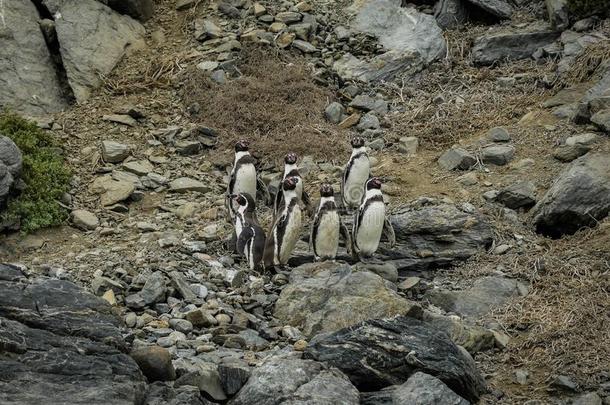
[378,201,493,272]
[230,355,359,405]
[304,316,487,402]
[0,263,146,404]
[44,0,153,21]
[425,276,528,319]
[274,262,421,338]
[0,0,67,116]
[0,136,23,207]
[465,0,512,19]
[361,372,470,405]
[55,0,145,103]
[334,0,445,82]
[472,27,560,65]
[532,153,610,237]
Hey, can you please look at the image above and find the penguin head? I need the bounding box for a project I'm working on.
[235,140,250,152]
[282,176,298,191]
[284,152,298,165]
[351,137,365,149]
[366,177,382,190]
[319,183,334,197]
[231,193,256,212]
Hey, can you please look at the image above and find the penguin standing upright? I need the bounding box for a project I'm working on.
[274,153,310,216]
[264,177,303,269]
[341,137,370,211]
[226,140,257,219]
[231,193,266,271]
[352,177,395,261]
[309,184,351,261]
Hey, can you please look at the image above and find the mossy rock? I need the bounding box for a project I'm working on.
[0,112,71,233]
[566,0,610,18]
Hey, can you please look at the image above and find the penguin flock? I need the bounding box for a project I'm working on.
[226,138,396,272]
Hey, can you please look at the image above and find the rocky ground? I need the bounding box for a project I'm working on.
[1,0,610,404]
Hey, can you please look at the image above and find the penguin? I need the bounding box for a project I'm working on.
[352,177,396,261]
[231,193,266,270]
[264,176,303,269]
[309,183,351,261]
[341,137,370,211]
[226,140,269,220]
[273,152,310,216]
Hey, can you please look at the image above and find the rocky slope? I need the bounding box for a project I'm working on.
[1,0,610,404]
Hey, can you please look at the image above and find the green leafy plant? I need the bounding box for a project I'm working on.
[0,112,71,233]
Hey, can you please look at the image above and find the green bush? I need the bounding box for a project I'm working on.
[566,0,610,18]
[0,112,71,233]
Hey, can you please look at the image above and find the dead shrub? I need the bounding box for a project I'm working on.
[182,45,349,165]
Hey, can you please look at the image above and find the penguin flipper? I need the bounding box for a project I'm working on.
[382,216,396,248]
[263,224,276,270]
[339,220,352,256]
[237,227,254,256]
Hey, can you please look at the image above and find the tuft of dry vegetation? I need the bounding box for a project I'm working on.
[182,45,350,165]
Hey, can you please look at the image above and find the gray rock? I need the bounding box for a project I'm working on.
[472,29,560,65]
[565,133,599,146]
[91,276,125,296]
[170,319,193,334]
[379,201,493,272]
[399,136,419,155]
[71,209,99,230]
[194,18,223,41]
[325,102,346,124]
[169,271,198,302]
[392,372,470,404]
[218,358,250,396]
[438,148,477,170]
[481,144,515,165]
[169,177,210,193]
[131,346,176,382]
[545,0,569,30]
[101,140,130,163]
[123,160,153,176]
[0,1,67,116]
[275,11,302,23]
[573,392,603,405]
[357,113,381,131]
[354,262,398,283]
[465,0,512,19]
[496,181,537,209]
[0,265,146,403]
[304,316,486,402]
[532,153,610,237]
[274,262,421,338]
[231,356,360,405]
[210,70,226,85]
[0,137,22,206]
[423,311,495,354]
[591,109,610,133]
[56,0,145,102]
[551,375,578,392]
[175,0,196,10]
[572,67,610,124]
[353,0,446,64]
[487,127,511,142]
[107,0,154,21]
[426,276,527,319]
[553,144,591,162]
[434,0,468,29]
[292,39,317,53]
[127,271,167,309]
[218,2,241,18]
[174,359,226,401]
[350,95,389,115]
[145,382,211,405]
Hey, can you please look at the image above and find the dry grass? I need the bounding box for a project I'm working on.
[386,26,556,150]
[182,45,350,165]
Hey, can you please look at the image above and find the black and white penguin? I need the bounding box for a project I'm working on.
[341,137,370,211]
[231,193,266,270]
[352,177,395,261]
[309,183,351,261]
[226,140,257,219]
[264,176,303,269]
[273,152,310,216]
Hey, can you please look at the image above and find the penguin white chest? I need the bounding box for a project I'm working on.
[344,157,370,207]
[315,211,340,259]
[234,215,245,241]
[277,207,302,264]
[233,164,257,198]
[356,201,385,255]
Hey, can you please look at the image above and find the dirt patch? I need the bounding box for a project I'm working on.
[182,45,350,165]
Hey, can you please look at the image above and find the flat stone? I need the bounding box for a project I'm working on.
[472,29,560,65]
[176,0,195,10]
[338,113,361,129]
[123,160,153,176]
[103,114,137,127]
[197,61,220,72]
[275,11,302,23]
[438,148,477,170]
[194,18,223,41]
[71,209,99,230]
[565,133,599,146]
[169,177,210,193]
[292,39,317,53]
[349,95,389,115]
[398,136,418,155]
[481,144,515,166]
[90,176,135,206]
[487,126,511,142]
[553,144,591,162]
[591,109,610,133]
[496,181,537,209]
